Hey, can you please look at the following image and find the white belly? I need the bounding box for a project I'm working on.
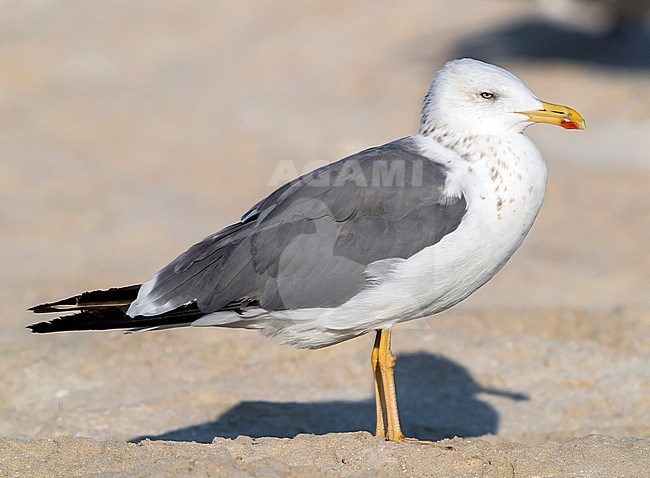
[283,135,545,346]
[397,134,548,316]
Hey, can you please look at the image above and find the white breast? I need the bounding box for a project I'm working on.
[401,133,548,315]
[319,134,547,329]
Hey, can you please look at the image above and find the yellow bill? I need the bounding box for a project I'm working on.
[519,101,586,130]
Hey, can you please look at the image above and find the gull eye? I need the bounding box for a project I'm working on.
[480,91,495,100]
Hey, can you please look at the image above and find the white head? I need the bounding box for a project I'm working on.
[419,59,585,136]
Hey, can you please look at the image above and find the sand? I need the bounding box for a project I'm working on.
[2,434,649,478]
[1,1,648,477]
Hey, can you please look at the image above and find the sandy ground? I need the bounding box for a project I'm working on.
[1,1,649,477]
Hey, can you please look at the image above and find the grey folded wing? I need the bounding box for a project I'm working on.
[130,138,467,316]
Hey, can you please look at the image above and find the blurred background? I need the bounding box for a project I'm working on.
[1,0,648,443]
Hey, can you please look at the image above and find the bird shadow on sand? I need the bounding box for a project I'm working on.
[450,18,650,70]
[131,353,527,443]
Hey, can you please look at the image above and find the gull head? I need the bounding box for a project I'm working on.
[419,58,585,136]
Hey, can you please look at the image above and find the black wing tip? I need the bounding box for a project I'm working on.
[29,294,84,314]
[26,313,125,333]
[26,313,93,333]
[27,304,203,334]
[26,317,75,334]
[28,284,142,314]
[27,320,65,334]
[28,304,64,314]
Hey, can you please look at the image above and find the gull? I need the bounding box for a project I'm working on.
[29,59,585,443]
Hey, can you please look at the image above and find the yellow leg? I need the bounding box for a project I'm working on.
[372,329,450,447]
[371,331,386,438]
[372,329,405,442]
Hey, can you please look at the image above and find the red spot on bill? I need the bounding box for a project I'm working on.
[561,119,581,130]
